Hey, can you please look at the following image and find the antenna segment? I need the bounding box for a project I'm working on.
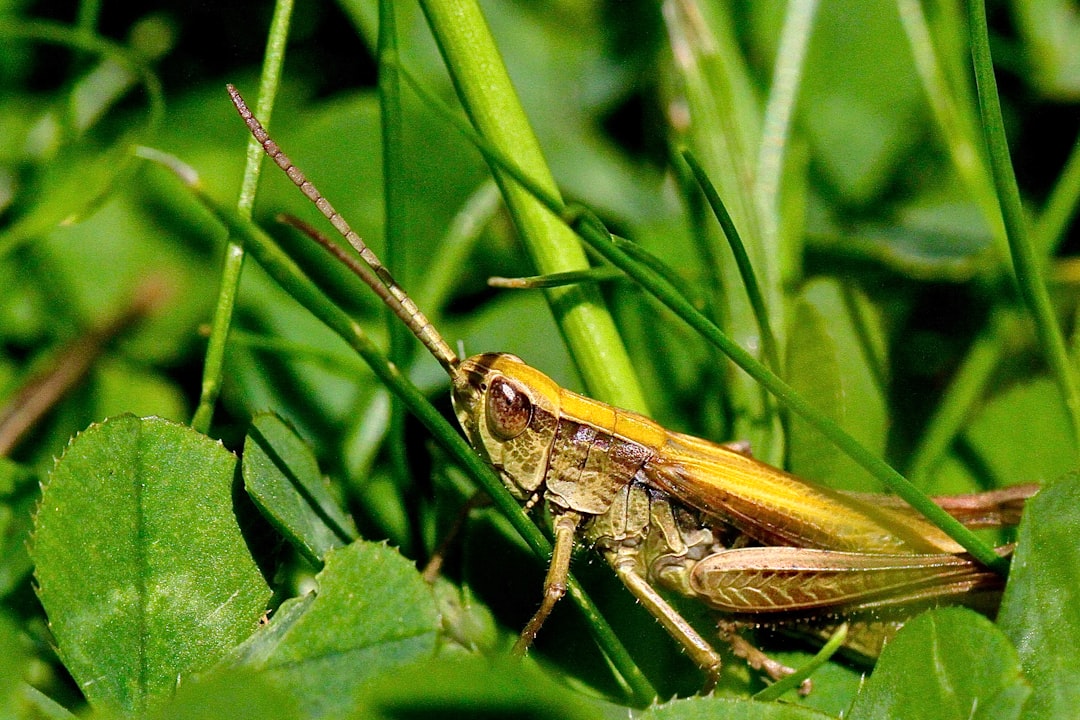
[226,84,460,374]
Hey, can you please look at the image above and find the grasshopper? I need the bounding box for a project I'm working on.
[227,85,1033,692]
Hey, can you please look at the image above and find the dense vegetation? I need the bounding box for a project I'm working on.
[1,1,1078,717]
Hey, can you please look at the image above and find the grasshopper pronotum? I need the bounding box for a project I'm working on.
[227,84,1033,692]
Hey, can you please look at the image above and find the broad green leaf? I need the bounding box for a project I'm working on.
[804,200,996,283]
[0,611,30,720]
[346,655,614,720]
[786,278,887,490]
[847,607,1029,720]
[242,412,357,565]
[642,695,833,719]
[32,415,271,716]
[761,655,864,717]
[236,540,439,718]
[224,591,314,671]
[997,473,1080,720]
[798,0,925,204]
[149,668,300,720]
[963,377,1077,486]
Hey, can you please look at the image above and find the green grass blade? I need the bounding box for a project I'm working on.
[416,0,648,415]
[663,1,784,461]
[159,162,657,706]
[1033,133,1080,258]
[755,0,817,281]
[967,0,1080,460]
[682,150,782,376]
[414,180,501,312]
[898,0,1007,260]
[487,268,625,290]
[376,0,416,528]
[753,623,846,701]
[190,0,294,434]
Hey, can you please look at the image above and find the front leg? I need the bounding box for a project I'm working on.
[513,510,581,655]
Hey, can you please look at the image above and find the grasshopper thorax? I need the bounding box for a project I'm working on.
[452,352,563,501]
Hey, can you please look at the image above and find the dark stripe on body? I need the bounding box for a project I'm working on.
[543,417,653,515]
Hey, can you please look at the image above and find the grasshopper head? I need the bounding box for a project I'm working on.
[451,352,562,501]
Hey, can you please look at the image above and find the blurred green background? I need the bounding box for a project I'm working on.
[1,0,1079,715]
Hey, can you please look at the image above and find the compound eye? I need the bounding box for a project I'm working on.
[485,376,533,441]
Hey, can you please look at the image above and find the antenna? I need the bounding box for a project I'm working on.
[226,84,460,375]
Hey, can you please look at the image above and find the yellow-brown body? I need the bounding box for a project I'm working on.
[449,352,1009,672]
